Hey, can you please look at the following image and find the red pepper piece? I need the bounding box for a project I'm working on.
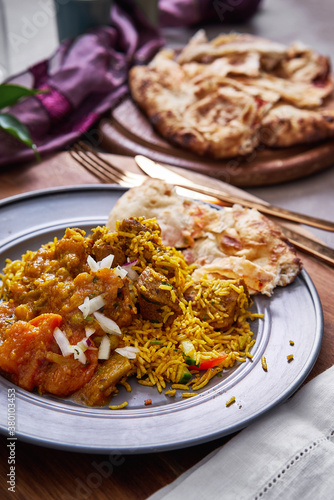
[188,354,227,371]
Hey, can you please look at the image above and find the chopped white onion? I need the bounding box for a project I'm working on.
[99,254,114,269]
[125,267,139,281]
[83,337,97,349]
[54,327,93,364]
[87,255,99,273]
[53,327,73,357]
[87,253,114,272]
[73,345,87,364]
[115,346,140,360]
[78,294,106,318]
[114,265,128,279]
[121,260,139,281]
[98,335,111,360]
[85,326,96,338]
[93,311,122,335]
[124,259,138,266]
[76,338,94,352]
[78,296,89,316]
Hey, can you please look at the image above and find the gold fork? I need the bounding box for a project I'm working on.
[70,141,223,204]
[70,141,143,187]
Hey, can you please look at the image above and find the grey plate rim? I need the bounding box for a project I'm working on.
[0,185,324,454]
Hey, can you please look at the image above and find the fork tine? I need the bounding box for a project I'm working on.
[70,143,140,187]
[70,144,121,184]
[74,142,125,183]
[70,142,143,187]
[69,148,114,184]
[76,141,143,182]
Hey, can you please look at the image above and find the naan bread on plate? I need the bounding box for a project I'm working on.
[107,179,301,296]
[129,30,334,159]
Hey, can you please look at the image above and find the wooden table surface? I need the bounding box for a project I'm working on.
[2,0,334,496]
[0,151,333,500]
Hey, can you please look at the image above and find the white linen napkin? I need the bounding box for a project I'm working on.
[148,364,334,500]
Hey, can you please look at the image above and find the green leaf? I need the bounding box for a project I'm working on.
[0,113,40,161]
[0,83,47,110]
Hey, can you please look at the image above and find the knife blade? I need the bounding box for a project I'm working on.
[280,227,334,267]
[135,155,334,232]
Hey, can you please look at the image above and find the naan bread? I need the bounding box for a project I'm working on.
[129,30,334,158]
[108,179,301,296]
[260,103,334,147]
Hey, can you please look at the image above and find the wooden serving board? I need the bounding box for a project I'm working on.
[98,97,334,187]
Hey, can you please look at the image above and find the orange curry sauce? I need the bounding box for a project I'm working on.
[0,226,136,402]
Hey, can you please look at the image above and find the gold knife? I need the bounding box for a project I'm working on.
[135,155,334,232]
[279,227,334,266]
[135,155,334,267]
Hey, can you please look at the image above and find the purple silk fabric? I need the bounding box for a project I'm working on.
[160,0,261,27]
[0,0,261,167]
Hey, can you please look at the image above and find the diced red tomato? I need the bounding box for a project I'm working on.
[188,354,227,371]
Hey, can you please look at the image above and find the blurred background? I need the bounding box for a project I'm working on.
[2,0,334,77]
[0,0,333,247]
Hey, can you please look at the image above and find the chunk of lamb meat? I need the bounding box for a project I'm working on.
[118,218,153,236]
[184,279,248,331]
[135,267,182,324]
[92,241,126,267]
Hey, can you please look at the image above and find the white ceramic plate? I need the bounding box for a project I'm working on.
[0,186,323,453]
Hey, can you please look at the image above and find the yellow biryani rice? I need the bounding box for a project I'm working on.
[0,217,260,401]
[120,279,257,394]
[111,218,259,395]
